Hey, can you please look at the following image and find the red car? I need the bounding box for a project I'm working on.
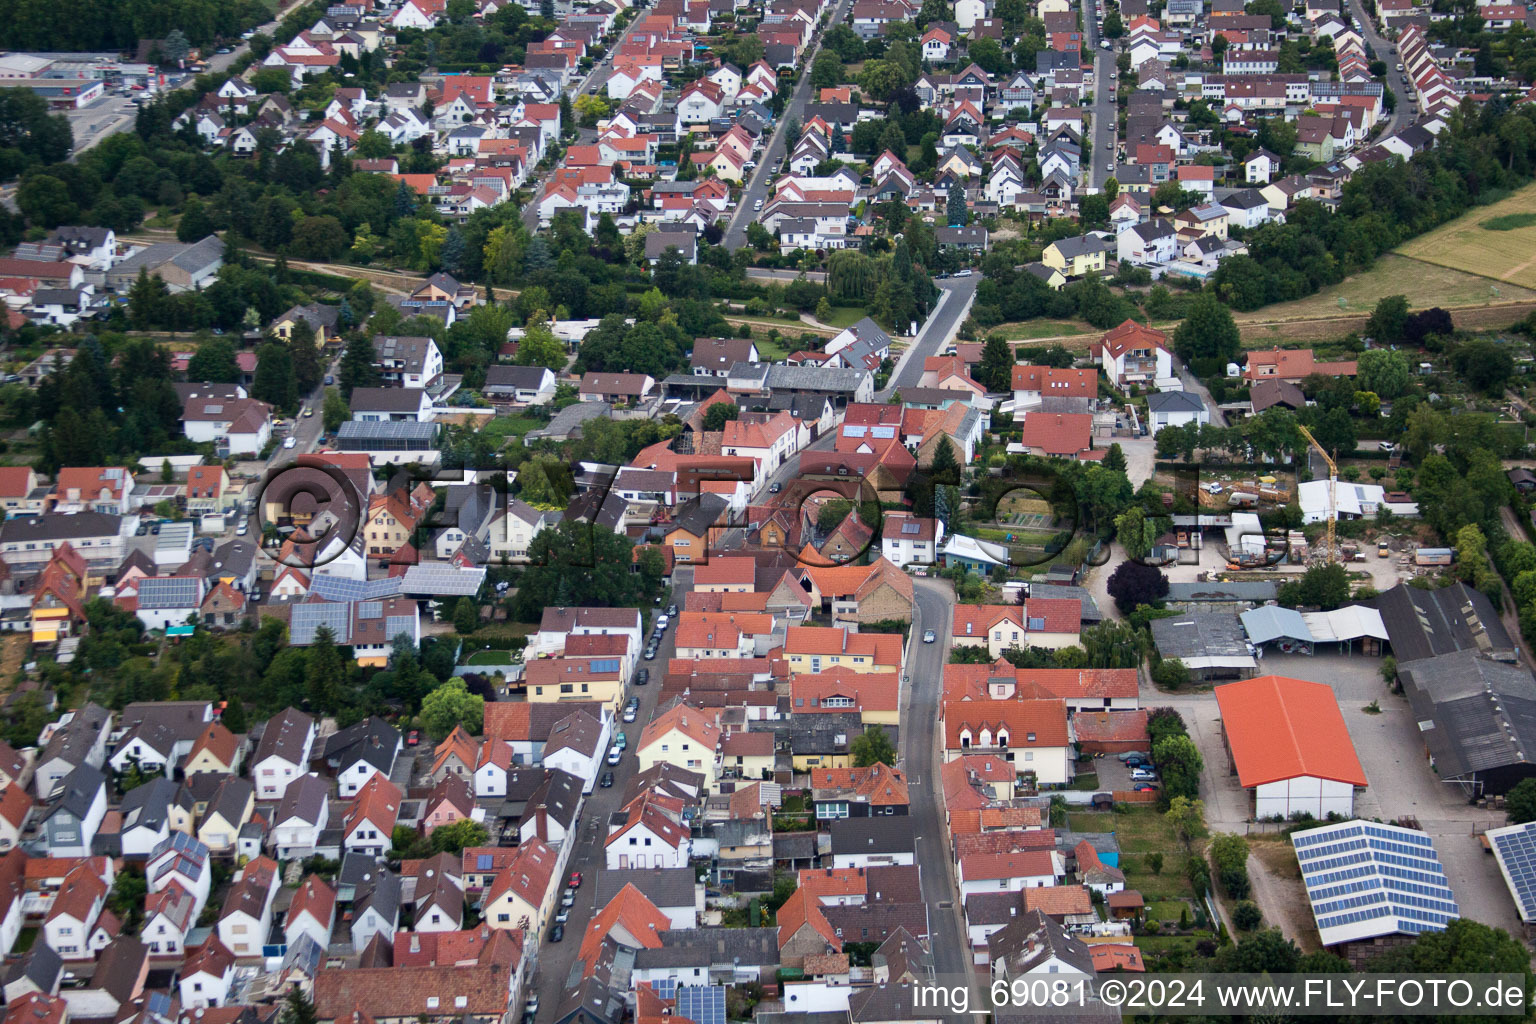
[406,729,421,747]
[568,871,583,889]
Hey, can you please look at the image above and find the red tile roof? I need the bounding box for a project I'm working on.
[1020,413,1094,457]
[1213,674,1367,787]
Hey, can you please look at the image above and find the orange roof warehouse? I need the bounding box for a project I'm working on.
[1214,674,1368,819]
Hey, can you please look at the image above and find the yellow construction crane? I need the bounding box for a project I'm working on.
[1296,423,1337,564]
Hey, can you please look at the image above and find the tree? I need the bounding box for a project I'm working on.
[514,317,567,371]
[1153,733,1203,803]
[1147,706,1187,746]
[967,36,1009,74]
[291,216,350,261]
[0,87,73,167]
[1357,347,1412,399]
[945,185,968,227]
[307,625,348,715]
[929,435,958,484]
[1114,506,1155,561]
[1232,901,1264,930]
[1506,778,1536,825]
[186,338,239,383]
[1453,339,1516,395]
[1106,559,1168,614]
[1147,851,1164,875]
[1165,795,1206,843]
[338,332,379,399]
[452,596,479,635]
[703,402,740,431]
[1366,294,1410,342]
[281,987,318,1024]
[252,341,297,412]
[1277,561,1350,610]
[429,817,489,853]
[513,521,649,618]
[420,677,485,739]
[1102,444,1126,472]
[810,50,844,88]
[1215,929,1300,973]
[177,196,213,243]
[322,389,349,432]
[1172,292,1241,367]
[851,726,897,766]
[976,334,1012,393]
[1152,658,1189,689]
[1103,7,1124,35]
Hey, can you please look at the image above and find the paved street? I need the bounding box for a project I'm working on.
[883,274,980,397]
[519,12,651,233]
[905,580,975,989]
[1081,0,1118,189]
[721,0,856,251]
[1345,0,1413,137]
[530,578,686,1022]
[67,3,291,161]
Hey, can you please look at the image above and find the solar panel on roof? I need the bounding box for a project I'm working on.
[871,426,895,438]
[358,600,383,619]
[477,853,494,870]
[146,993,174,1017]
[676,987,726,1024]
[901,522,920,534]
[1488,822,1536,922]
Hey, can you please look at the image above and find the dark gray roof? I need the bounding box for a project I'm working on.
[1049,234,1110,259]
[524,768,584,831]
[1399,649,1536,782]
[349,387,427,412]
[764,363,870,394]
[206,776,254,825]
[39,702,110,773]
[353,868,402,924]
[4,940,62,992]
[593,868,698,908]
[829,817,916,856]
[1150,611,1251,659]
[0,511,121,544]
[483,364,555,392]
[633,927,778,969]
[254,708,315,767]
[119,777,179,834]
[276,773,329,825]
[671,493,730,538]
[49,763,105,818]
[988,908,1093,974]
[1365,582,1515,664]
[526,401,611,441]
[322,716,400,774]
[1147,390,1206,414]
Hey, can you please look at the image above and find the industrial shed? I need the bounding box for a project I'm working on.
[1214,674,1368,818]
[1397,649,1536,797]
[1365,582,1516,663]
[1149,612,1256,681]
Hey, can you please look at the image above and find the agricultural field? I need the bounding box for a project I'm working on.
[1396,183,1536,288]
[1239,254,1536,330]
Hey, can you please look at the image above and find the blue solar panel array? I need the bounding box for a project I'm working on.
[1489,822,1536,921]
[676,986,727,1024]
[310,574,402,601]
[1293,822,1458,940]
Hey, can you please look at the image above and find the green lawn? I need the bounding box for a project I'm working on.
[820,305,868,329]
[1068,808,1196,901]
[994,319,1097,342]
[465,650,518,665]
[482,416,544,440]
[1069,773,1100,791]
[754,336,790,361]
[1147,900,1192,924]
